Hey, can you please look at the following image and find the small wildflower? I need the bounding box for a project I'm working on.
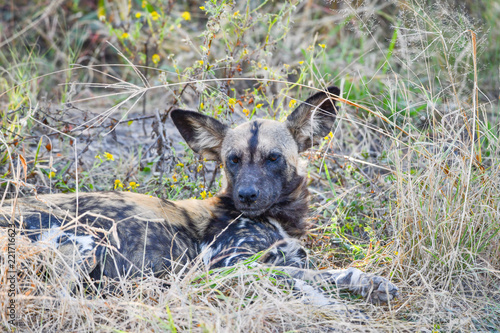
[242,108,250,117]
[199,184,204,189]
[114,179,123,189]
[199,6,205,10]
[208,191,213,198]
[181,11,191,21]
[256,103,263,108]
[152,54,160,64]
[129,182,139,190]
[228,98,236,106]
[200,102,204,110]
[184,175,188,179]
[95,154,102,162]
[172,174,178,182]
[197,164,203,172]
[298,61,304,65]
[394,251,399,255]
[176,162,184,167]
[170,185,176,188]
[264,66,268,70]
[289,99,297,108]
[151,11,160,20]
[233,11,240,17]
[104,152,114,161]
[200,190,207,199]
[318,43,326,49]
[121,32,130,39]
[142,0,147,8]
[197,60,204,66]
[48,171,56,179]
[135,12,142,18]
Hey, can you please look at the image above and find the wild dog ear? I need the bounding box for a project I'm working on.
[285,86,340,152]
[171,109,228,160]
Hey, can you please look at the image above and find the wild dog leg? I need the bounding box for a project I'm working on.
[285,266,399,304]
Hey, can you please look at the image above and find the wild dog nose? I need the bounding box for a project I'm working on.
[238,186,259,204]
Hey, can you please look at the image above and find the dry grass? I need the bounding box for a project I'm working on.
[1,0,500,331]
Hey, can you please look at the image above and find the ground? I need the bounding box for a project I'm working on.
[1,0,499,331]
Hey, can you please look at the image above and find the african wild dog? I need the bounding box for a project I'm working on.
[1,86,398,305]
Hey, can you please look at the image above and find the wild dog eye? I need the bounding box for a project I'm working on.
[267,153,281,162]
[229,155,240,164]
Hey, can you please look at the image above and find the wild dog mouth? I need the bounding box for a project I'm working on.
[237,206,269,217]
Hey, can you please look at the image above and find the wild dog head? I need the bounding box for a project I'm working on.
[171,87,339,235]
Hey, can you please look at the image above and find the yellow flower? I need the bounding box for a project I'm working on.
[318,43,326,49]
[233,10,240,17]
[121,32,130,39]
[228,98,236,106]
[184,175,188,179]
[289,99,297,108]
[199,184,204,189]
[172,174,178,182]
[200,190,207,199]
[104,152,114,161]
[151,11,160,20]
[242,108,250,117]
[135,12,142,19]
[142,1,147,8]
[152,54,160,64]
[200,102,204,110]
[129,182,139,190]
[48,171,56,179]
[298,61,304,65]
[198,60,204,66]
[181,11,191,21]
[176,162,184,167]
[256,103,263,108]
[199,6,205,10]
[114,179,123,189]
[208,191,213,198]
[197,164,203,172]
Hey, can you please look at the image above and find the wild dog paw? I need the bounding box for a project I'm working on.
[357,272,399,304]
[329,267,398,304]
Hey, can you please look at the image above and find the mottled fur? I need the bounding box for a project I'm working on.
[1,86,398,305]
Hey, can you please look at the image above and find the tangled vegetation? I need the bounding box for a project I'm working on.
[1,0,499,331]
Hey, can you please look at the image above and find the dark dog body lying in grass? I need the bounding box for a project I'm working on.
[1,87,398,305]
